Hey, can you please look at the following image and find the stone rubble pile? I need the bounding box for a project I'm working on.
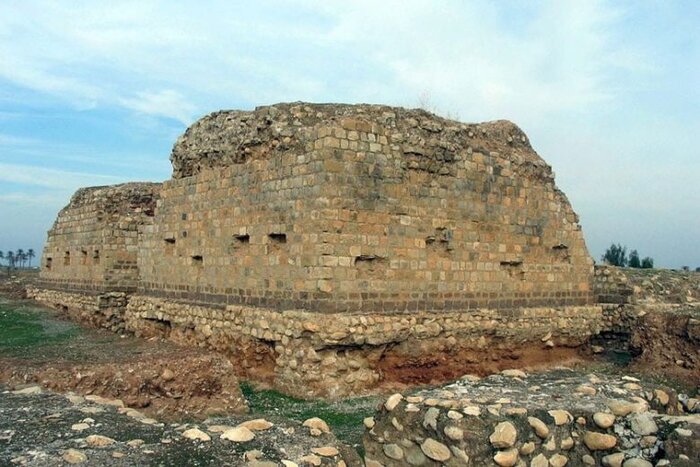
[2,385,360,466]
[363,369,699,466]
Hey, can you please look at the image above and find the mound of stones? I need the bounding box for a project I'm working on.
[363,369,699,466]
[2,385,359,466]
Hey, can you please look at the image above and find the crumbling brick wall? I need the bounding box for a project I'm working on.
[39,183,161,293]
[139,103,594,312]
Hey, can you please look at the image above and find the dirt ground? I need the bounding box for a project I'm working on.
[0,298,247,420]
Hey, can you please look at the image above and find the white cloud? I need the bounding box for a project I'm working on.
[0,163,124,190]
[0,0,635,124]
[0,0,697,267]
[120,89,198,125]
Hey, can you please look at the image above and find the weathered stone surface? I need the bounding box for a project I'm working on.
[594,412,616,429]
[493,448,519,466]
[302,418,330,434]
[220,426,255,442]
[420,438,451,462]
[62,449,87,464]
[85,434,116,447]
[384,394,403,411]
[583,431,617,450]
[527,416,549,438]
[239,419,274,431]
[490,421,518,448]
[182,428,211,442]
[602,452,625,467]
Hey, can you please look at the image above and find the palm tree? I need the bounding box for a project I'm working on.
[27,249,35,268]
[0,251,4,266]
[7,251,15,269]
[17,249,25,268]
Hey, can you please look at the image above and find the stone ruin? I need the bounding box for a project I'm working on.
[28,102,692,401]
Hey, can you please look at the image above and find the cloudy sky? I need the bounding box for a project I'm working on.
[0,0,698,268]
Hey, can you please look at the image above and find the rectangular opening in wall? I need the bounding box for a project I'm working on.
[81,249,88,265]
[164,237,176,255]
[354,255,387,278]
[500,260,525,280]
[268,233,287,243]
[181,213,188,221]
[46,257,52,270]
[93,250,100,265]
[552,243,571,263]
[234,234,250,244]
[63,251,70,266]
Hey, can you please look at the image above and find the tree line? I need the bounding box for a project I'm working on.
[601,243,654,268]
[0,249,36,269]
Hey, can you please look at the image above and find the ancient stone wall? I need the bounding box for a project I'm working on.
[32,103,608,397]
[125,295,602,398]
[139,103,594,312]
[39,183,161,293]
[28,288,129,333]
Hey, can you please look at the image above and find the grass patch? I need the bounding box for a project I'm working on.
[240,382,379,451]
[0,302,80,355]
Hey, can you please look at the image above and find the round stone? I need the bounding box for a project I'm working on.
[385,393,403,411]
[561,436,574,450]
[501,369,527,378]
[383,443,404,460]
[444,425,463,440]
[531,454,548,467]
[548,409,573,425]
[85,434,117,447]
[629,413,658,436]
[583,431,617,450]
[489,421,517,448]
[311,447,339,457]
[302,417,330,434]
[601,453,625,467]
[493,448,519,467]
[182,428,210,442]
[606,399,646,416]
[363,417,375,429]
[520,442,535,455]
[622,459,652,467]
[593,412,616,429]
[221,426,255,442]
[239,419,274,431]
[420,438,451,462]
[527,416,550,439]
[549,454,568,467]
[653,389,670,406]
[62,449,87,464]
[71,423,90,432]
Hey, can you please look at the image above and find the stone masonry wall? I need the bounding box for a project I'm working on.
[27,288,129,333]
[125,295,602,398]
[32,103,606,398]
[139,103,594,313]
[39,183,161,293]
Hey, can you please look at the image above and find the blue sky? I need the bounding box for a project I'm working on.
[0,0,698,268]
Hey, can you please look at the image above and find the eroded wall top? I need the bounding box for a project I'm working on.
[171,102,551,183]
[40,182,161,292]
[140,102,595,312]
